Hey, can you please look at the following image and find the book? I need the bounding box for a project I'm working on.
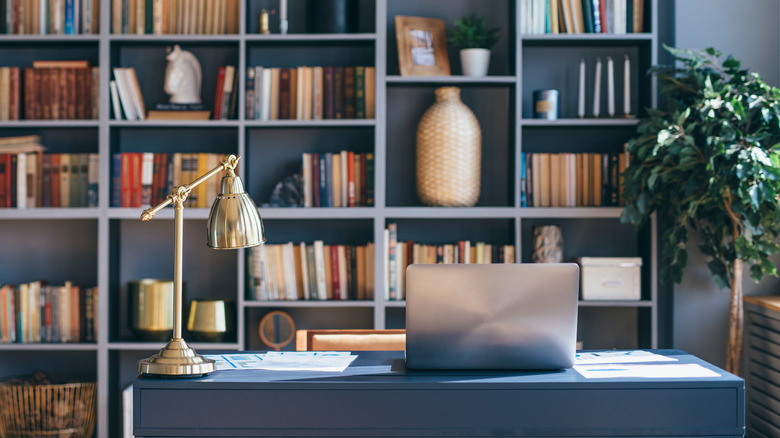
[279,67,291,119]
[323,66,335,119]
[270,67,280,120]
[312,66,323,119]
[365,66,375,119]
[212,66,226,119]
[333,66,344,119]
[146,110,211,120]
[354,66,364,119]
[343,66,355,119]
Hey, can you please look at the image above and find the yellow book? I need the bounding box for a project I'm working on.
[592,153,602,206]
[195,152,208,207]
[576,153,584,206]
[270,67,280,120]
[332,153,342,207]
[323,244,333,300]
[550,0,559,34]
[366,242,374,299]
[550,153,561,207]
[365,66,376,119]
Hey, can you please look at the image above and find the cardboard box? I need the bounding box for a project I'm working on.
[578,257,642,300]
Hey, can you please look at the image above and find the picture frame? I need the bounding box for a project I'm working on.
[394,16,451,76]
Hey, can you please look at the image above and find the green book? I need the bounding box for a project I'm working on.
[354,66,366,119]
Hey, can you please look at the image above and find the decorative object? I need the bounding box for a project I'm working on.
[623,54,631,116]
[137,154,265,377]
[416,86,481,207]
[532,225,563,263]
[258,310,295,350]
[266,173,304,207]
[607,56,615,117]
[187,299,235,342]
[621,46,780,375]
[579,257,642,300]
[592,57,601,117]
[578,58,585,118]
[279,0,288,34]
[447,13,500,77]
[258,9,273,34]
[164,45,202,104]
[0,374,96,438]
[395,16,450,77]
[129,279,175,342]
[533,89,559,120]
[307,0,358,33]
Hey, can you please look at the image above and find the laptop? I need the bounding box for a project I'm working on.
[405,263,579,370]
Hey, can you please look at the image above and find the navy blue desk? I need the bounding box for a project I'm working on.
[133,349,744,437]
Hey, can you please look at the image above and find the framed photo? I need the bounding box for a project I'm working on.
[394,16,451,77]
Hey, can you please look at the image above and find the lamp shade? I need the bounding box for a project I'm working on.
[207,171,266,249]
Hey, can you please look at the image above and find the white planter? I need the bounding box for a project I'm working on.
[460,48,491,77]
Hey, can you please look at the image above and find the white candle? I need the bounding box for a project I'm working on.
[578,58,585,118]
[607,56,614,117]
[593,58,601,117]
[624,54,630,116]
[280,0,288,34]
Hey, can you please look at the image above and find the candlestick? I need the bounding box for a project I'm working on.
[593,57,601,118]
[624,54,630,116]
[578,58,585,118]
[280,0,288,34]
[607,56,614,117]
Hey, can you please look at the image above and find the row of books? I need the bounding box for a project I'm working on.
[0,281,98,344]
[385,223,517,300]
[302,151,374,208]
[1,0,100,34]
[0,62,99,120]
[111,0,238,35]
[248,241,375,301]
[246,65,376,121]
[520,0,644,35]
[520,151,628,208]
[111,66,146,120]
[111,152,227,208]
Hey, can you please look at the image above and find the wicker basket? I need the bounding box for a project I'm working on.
[0,381,96,438]
[416,86,482,207]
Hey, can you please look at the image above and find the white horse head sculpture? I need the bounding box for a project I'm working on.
[164,45,202,104]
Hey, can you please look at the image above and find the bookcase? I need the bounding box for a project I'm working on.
[0,1,663,437]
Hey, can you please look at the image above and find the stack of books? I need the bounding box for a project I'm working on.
[246,65,376,121]
[111,67,146,120]
[248,241,375,301]
[23,60,99,120]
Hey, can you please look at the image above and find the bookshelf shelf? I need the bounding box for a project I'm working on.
[0,1,663,437]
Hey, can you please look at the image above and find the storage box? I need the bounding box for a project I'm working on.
[578,257,642,300]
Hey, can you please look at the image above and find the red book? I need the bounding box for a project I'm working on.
[212,66,226,120]
[121,153,131,207]
[279,68,291,120]
[131,153,142,207]
[58,68,67,120]
[151,153,161,205]
[0,154,6,208]
[9,67,20,120]
[24,68,34,120]
[311,152,320,207]
[67,68,77,120]
[347,151,355,207]
[50,153,61,207]
[333,66,345,119]
[330,245,340,300]
[600,0,607,33]
[323,66,334,119]
[83,68,93,119]
[8,154,16,208]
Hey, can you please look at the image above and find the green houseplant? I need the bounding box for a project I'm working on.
[448,14,500,77]
[621,46,780,375]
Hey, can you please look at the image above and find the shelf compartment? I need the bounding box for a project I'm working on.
[577,306,653,349]
[386,306,405,329]
[0,219,97,286]
[521,125,637,154]
[522,42,653,119]
[0,350,96,380]
[108,218,239,343]
[0,126,98,153]
[245,306,374,350]
[0,41,99,67]
[110,126,238,155]
[246,0,376,35]
[386,85,515,207]
[246,42,375,70]
[386,218,515,248]
[386,0,515,77]
[245,126,374,207]
[110,41,239,120]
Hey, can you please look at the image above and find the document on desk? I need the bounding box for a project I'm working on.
[575,350,678,365]
[205,352,357,372]
[574,363,720,379]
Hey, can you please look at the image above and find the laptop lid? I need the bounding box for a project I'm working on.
[405,263,579,370]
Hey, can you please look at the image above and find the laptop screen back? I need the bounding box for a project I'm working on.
[405,263,579,370]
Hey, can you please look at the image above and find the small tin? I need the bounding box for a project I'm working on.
[533,89,559,120]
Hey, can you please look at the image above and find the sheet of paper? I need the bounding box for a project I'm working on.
[574,363,720,379]
[258,351,357,372]
[575,350,677,365]
[205,352,357,372]
[205,354,267,370]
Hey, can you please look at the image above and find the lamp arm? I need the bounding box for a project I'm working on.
[141,154,240,221]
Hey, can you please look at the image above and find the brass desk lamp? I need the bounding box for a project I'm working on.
[138,154,265,377]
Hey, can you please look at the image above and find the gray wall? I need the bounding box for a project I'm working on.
[672,0,780,367]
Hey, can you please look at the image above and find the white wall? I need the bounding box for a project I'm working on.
[672,0,780,367]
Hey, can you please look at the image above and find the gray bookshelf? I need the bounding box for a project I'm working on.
[0,1,662,437]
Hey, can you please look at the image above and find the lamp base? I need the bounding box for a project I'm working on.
[138,338,216,377]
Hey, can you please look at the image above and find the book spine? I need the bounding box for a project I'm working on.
[278,67,291,120]
[318,153,328,208]
[212,66,225,119]
[333,66,344,119]
[343,66,355,119]
[354,66,365,119]
[245,66,254,120]
[323,66,334,119]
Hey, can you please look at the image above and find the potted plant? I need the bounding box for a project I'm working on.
[448,13,500,77]
[621,46,780,375]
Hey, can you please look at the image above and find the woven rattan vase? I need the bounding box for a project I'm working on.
[416,87,481,207]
